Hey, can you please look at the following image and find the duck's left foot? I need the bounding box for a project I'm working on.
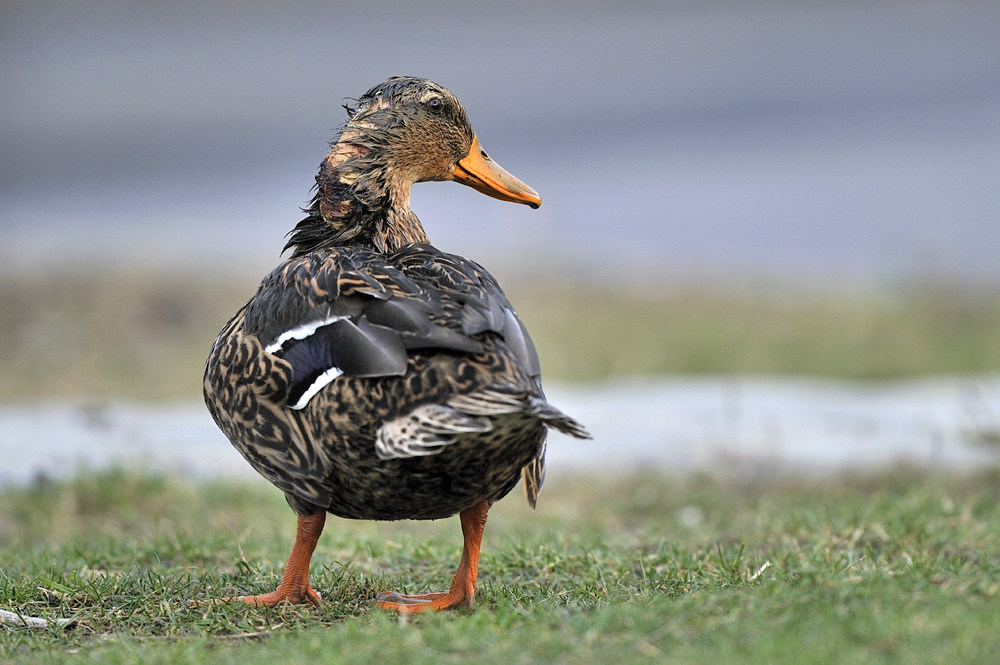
[375,500,489,614]
[375,590,469,613]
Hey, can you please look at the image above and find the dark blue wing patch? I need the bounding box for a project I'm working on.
[274,317,409,408]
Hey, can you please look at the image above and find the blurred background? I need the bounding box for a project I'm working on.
[2,0,1000,479]
[4,0,1000,281]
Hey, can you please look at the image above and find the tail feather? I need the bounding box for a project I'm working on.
[521,439,546,509]
[527,396,591,439]
[449,387,590,439]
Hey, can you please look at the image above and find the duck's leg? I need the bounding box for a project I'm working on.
[233,511,326,607]
[376,499,489,613]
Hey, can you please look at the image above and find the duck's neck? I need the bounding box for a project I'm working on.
[284,134,430,257]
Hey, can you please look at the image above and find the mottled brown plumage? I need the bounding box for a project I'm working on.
[203,76,589,612]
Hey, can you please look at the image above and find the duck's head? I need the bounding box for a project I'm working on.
[289,77,540,255]
[343,77,540,208]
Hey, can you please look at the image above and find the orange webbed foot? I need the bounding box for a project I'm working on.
[375,590,469,614]
[375,500,489,615]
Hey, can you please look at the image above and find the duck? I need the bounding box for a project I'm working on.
[203,76,590,614]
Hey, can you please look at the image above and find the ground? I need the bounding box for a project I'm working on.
[2,468,999,663]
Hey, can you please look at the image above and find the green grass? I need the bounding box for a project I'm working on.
[3,271,1000,402]
[2,468,1000,663]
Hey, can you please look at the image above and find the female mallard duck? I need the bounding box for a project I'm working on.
[204,76,589,613]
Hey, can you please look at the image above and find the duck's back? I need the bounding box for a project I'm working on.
[204,243,585,521]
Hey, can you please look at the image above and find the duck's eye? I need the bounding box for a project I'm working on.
[426,97,443,112]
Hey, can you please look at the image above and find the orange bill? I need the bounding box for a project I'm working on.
[449,136,541,209]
